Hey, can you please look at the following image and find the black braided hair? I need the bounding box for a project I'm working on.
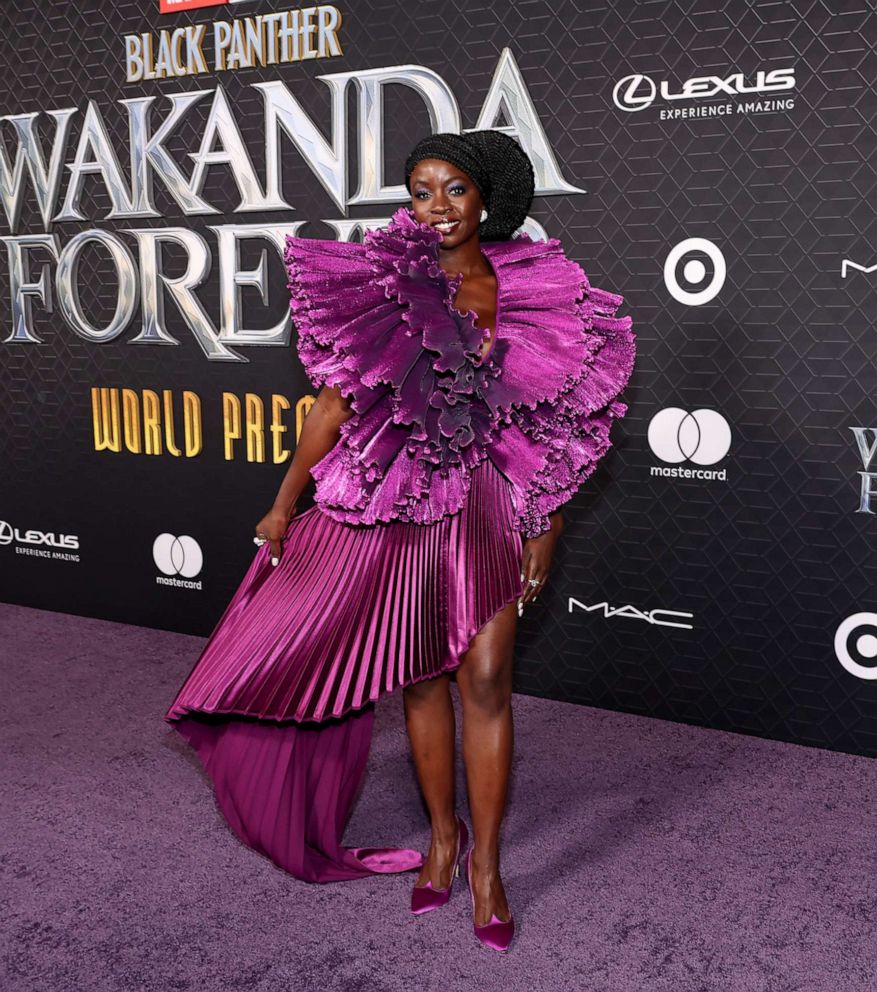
[403,130,535,242]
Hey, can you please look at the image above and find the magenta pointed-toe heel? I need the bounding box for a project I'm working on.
[464,847,515,952]
[410,815,469,916]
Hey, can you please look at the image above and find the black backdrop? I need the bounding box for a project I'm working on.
[1,0,876,758]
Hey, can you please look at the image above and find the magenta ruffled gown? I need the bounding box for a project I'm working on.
[164,207,636,883]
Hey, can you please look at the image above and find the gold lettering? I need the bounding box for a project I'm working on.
[183,390,202,456]
[271,393,292,463]
[142,389,162,454]
[223,391,241,460]
[162,389,181,456]
[92,387,203,457]
[122,388,141,453]
[91,387,121,452]
[244,392,265,462]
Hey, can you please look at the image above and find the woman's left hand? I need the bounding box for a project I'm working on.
[519,511,564,609]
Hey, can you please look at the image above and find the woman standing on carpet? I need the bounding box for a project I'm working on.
[165,129,635,953]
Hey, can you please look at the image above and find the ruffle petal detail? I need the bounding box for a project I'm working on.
[284,206,636,534]
[479,235,604,424]
[285,209,500,526]
[487,282,635,538]
[282,237,393,412]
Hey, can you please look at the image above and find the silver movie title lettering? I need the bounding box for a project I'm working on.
[0,50,586,358]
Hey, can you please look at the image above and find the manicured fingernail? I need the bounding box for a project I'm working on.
[520,573,525,582]
[271,556,279,566]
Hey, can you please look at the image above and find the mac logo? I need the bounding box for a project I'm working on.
[840,259,877,278]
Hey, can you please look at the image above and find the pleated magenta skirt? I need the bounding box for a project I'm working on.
[165,455,524,883]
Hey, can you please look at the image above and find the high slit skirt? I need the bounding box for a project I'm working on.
[164,455,525,883]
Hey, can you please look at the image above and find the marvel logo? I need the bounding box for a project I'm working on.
[159,0,227,12]
[159,0,251,12]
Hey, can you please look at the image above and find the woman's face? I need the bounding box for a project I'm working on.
[408,158,483,249]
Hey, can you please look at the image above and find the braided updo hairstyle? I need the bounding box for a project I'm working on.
[403,130,535,242]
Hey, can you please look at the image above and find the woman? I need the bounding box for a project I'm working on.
[165,129,635,953]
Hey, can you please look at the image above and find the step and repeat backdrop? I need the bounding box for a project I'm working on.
[0,0,875,757]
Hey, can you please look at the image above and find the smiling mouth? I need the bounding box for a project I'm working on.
[432,219,461,234]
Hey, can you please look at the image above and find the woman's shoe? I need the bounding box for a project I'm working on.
[464,847,515,952]
[410,815,469,915]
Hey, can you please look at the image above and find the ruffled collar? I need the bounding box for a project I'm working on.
[364,206,600,425]
[282,204,633,534]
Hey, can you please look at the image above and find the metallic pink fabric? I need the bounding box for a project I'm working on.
[167,212,635,884]
[284,206,636,539]
[166,457,524,881]
[172,707,414,883]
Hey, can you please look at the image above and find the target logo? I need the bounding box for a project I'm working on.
[664,238,726,305]
[153,533,203,579]
[834,614,877,680]
[648,408,732,466]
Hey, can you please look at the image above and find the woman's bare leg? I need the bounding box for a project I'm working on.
[402,674,460,888]
[455,599,517,924]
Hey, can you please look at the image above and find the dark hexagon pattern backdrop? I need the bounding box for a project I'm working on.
[0,0,875,757]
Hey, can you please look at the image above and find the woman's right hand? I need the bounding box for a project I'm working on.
[254,505,297,566]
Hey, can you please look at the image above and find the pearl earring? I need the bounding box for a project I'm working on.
[480,208,488,222]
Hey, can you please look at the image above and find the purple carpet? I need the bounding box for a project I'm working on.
[1,601,875,991]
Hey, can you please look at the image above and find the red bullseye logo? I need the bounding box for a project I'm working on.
[834,614,877,680]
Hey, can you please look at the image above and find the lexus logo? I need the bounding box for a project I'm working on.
[153,533,203,578]
[612,73,657,112]
[612,67,795,113]
[648,409,732,465]
[834,613,877,680]
[0,519,80,550]
[664,238,726,305]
